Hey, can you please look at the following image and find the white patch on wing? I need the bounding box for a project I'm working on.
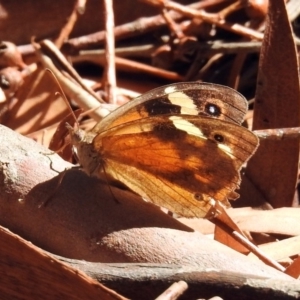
[167,91,198,115]
[217,143,234,158]
[170,116,207,139]
[164,86,177,94]
[111,123,153,135]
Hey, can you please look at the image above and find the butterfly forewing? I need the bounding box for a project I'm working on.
[90,115,258,218]
[92,82,248,133]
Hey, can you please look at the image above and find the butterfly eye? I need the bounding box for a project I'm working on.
[204,103,221,117]
[214,134,224,143]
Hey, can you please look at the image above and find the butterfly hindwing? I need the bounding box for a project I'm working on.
[89,115,258,217]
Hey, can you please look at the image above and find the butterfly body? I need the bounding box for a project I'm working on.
[68,82,259,218]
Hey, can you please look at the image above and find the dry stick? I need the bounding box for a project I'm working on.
[203,41,261,54]
[227,16,264,89]
[207,201,285,272]
[217,0,243,19]
[155,281,188,300]
[39,40,104,103]
[35,44,115,121]
[161,8,184,39]
[227,52,247,89]
[55,0,86,49]
[231,231,285,272]
[70,47,184,81]
[73,41,263,59]
[82,55,183,81]
[103,0,117,104]
[74,44,157,60]
[71,40,262,82]
[195,53,223,79]
[141,0,263,40]
[58,260,300,299]
[287,0,300,22]
[112,57,183,81]
[65,0,226,50]
[211,217,285,272]
[19,36,300,60]
[254,127,300,140]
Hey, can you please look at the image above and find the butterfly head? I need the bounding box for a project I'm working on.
[66,122,101,176]
[66,122,86,146]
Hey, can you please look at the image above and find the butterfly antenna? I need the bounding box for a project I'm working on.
[45,68,80,129]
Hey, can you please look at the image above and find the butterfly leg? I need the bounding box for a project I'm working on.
[38,168,67,208]
[38,151,80,207]
[101,164,121,204]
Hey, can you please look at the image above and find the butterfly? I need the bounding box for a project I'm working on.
[67,82,259,218]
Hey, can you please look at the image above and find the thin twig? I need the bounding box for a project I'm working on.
[161,8,184,39]
[141,0,264,40]
[55,0,86,48]
[210,213,286,272]
[65,1,226,51]
[217,0,242,19]
[286,0,300,22]
[73,54,183,81]
[207,201,286,272]
[231,231,285,272]
[70,41,262,64]
[34,42,116,121]
[155,281,188,300]
[18,37,300,59]
[254,127,300,140]
[103,0,117,104]
[39,40,103,103]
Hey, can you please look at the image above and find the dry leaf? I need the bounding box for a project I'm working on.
[244,0,300,208]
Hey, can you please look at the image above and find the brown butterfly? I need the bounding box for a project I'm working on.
[67,82,259,218]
